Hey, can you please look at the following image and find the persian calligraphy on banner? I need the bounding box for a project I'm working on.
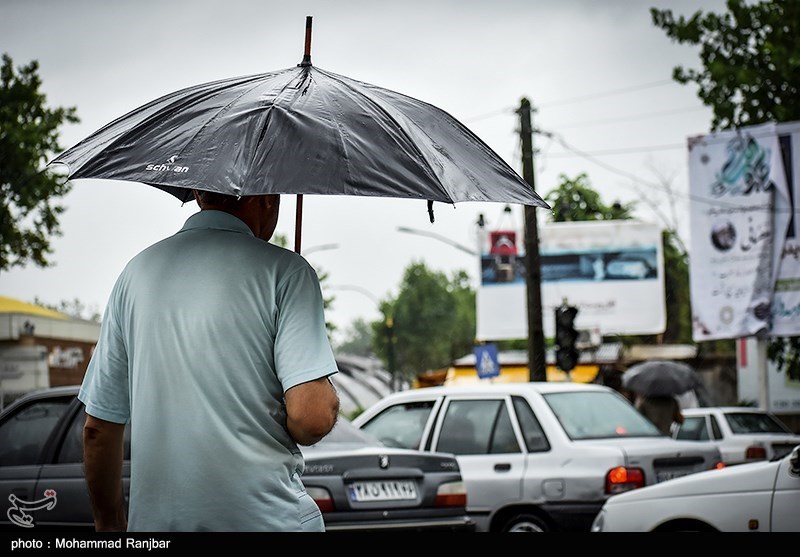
[771,121,800,337]
[688,122,792,341]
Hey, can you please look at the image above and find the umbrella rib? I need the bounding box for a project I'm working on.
[315,67,453,203]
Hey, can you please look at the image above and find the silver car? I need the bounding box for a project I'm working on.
[672,406,800,465]
[352,382,724,532]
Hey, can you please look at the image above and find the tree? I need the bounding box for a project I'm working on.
[544,173,634,222]
[0,54,79,272]
[371,262,475,386]
[335,318,375,357]
[652,0,800,377]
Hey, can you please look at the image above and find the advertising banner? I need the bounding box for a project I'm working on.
[771,121,800,337]
[688,122,792,341]
[476,220,665,340]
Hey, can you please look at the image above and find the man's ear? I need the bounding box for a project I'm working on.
[192,190,203,207]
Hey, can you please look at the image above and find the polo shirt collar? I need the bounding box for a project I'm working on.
[180,210,254,237]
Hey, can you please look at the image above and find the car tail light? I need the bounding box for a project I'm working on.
[434,480,468,508]
[605,466,645,495]
[713,461,726,470]
[745,446,767,460]
[306,487,334,512]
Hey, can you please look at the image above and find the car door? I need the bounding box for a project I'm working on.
[33,401,131,529]
[770,449,800,532]
[0,394,73,529]
[430,396,526,517]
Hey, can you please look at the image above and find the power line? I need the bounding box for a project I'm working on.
[546,131,800,214]
[554,105,708,130]
[538,79,675,108]
[542,142,684,158]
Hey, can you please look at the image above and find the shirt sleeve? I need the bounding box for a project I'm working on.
[273,260,339,391]
[78,280,131,424]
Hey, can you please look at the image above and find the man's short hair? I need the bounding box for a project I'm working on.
[194,190,242,208]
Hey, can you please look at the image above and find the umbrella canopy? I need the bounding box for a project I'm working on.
[48,18,548,252]
[622,360,701,397]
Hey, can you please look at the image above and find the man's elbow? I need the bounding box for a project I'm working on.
[288,392,340,446]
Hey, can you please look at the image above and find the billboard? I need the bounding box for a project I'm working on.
[476,220,665,340]
[687,121,798,341]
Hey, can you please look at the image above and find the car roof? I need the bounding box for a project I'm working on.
[682,406,771,415]
[380,382,612,398]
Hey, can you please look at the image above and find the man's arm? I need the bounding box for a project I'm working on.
[83,414,127,531]
[285,376,340,446]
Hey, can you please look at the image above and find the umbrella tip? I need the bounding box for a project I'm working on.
[299,15,313,67]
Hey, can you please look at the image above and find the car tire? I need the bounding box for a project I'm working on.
[501,513,551,532]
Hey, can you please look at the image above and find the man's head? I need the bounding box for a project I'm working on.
[193,190,280,242]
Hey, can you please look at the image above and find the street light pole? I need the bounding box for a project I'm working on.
[396,226,478,256]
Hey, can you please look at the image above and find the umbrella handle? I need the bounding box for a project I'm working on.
[299,16,313,67]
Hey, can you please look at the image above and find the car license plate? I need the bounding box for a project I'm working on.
[348,480,417,502]
[656,469,692,483]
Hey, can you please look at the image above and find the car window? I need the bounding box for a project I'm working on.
[543,391,661,440]
[724,412,794,435]
[0,397,72,466]
[359,401,434,449]
[710,415,723,440]
[437,399,520,455]
[512,396,550,452]
[57,408,132,464]
[675,416,709,441]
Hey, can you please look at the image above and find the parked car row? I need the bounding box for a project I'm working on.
[3,383,798,533]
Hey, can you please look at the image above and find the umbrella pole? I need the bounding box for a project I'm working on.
[294,16,312,254]
[294,194,303,253]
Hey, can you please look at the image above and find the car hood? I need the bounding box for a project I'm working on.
[604,459,780,505]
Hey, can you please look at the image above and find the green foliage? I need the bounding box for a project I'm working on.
[335,318,375,357]
[544,173,634,222]
[371,261,476,385]
[0,54,79,272]
[652,0,799,365]
[651,0,800,130]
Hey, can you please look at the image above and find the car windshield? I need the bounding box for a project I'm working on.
[724,412,793,435]
[543,391,662,440]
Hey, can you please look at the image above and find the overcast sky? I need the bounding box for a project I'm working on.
[1,0,727,343]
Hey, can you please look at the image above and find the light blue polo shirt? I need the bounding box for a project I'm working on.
[79,210,338,531]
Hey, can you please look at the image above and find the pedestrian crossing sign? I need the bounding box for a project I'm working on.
[474,343,500,379]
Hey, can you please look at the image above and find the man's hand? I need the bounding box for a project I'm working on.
[285,376,340,446]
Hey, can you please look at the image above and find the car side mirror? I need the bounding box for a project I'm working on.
[790,445,800,477]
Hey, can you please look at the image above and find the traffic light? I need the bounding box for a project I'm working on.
[555,305,580,372]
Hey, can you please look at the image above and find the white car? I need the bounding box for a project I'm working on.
[672,407,800,465]
[591,445,800,532]
[351,382,723,532]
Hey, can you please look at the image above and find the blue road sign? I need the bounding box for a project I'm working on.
[474,343,500,379]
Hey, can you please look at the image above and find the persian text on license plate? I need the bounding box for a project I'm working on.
[348,480,417,502]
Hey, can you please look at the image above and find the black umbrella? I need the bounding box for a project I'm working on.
[49,17,549,252]
[622,360,701,397]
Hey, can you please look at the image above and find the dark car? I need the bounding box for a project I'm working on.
[0,386,473,532]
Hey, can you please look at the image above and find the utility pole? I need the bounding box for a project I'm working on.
[519,97,547,382]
